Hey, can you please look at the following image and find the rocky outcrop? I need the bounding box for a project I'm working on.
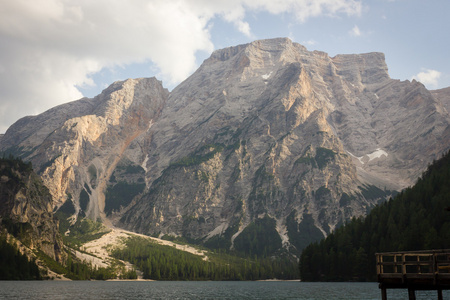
[0,78,168,223]
[1,38,450,255]
[432,87,450,114]
[0,157,65,262]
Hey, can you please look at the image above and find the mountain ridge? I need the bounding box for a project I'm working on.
[1,38,449,255]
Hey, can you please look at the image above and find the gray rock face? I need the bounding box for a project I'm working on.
[1,38,450,254]
[432,87,450,114]
[0,158,65,263]
[1,78,168,223]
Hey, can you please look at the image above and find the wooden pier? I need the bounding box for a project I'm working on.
[376,250,450,300]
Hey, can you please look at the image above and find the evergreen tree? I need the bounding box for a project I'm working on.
[300,150,450,281]
[0,236,41,280]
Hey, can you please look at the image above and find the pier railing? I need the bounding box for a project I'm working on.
[376,250,450,300]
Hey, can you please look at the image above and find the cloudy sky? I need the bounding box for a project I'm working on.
[0,0,449,133]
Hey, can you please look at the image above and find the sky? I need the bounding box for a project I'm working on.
[0,0,449,133]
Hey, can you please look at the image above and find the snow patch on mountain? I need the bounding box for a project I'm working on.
[262,71,272,80]
[367,148,388,161]
[348,148,388,165]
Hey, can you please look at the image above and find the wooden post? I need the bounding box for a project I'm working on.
[381,286,387,300]
[408,288,416,300]
[402,254,407,284]
[433,253,437,285]
[378,254,383,275]
[438,289,443,300]
[394,254,398,274]
[417,255,421,274]
[376,254,379,276]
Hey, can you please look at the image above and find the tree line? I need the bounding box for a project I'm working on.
[0,236,41,280]
[300,150,450,281]
[111,236,298,280]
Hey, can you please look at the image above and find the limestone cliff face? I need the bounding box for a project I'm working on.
[1,38,450,254]
[120,38,450,252]
[0,158,65,262]
[432,87,450,115]
[0,78,168,222]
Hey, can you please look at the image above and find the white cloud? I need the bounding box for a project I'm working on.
[349,25,362,36]
[412,69,441,88]
[302,40,317,46]
[243,0,361,22]
[0,0,362,133]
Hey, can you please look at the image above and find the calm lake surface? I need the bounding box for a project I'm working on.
[0,281,448,299]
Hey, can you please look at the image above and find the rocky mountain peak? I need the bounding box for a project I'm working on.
[0,76,168,223]
[332,52,389,86]
[1,38,449,256]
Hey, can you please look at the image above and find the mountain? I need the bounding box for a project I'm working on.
[432,87,450,114]
[0,78,167,223]
[300,150,450,281]
[1,38,449,255]
[0,157,65,264]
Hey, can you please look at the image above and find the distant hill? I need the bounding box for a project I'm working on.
[300,150,450,281]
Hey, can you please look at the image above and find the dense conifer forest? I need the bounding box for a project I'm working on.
[0,236,41,280]
[300,150,450,281]
[111,236,299,280]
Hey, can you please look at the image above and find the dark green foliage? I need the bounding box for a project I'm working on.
[0,219,33,247]
[0,155,33,178]
[83,183,92,195]
[227,140,241,152]
[315,147,336,169]
[105,181,145,215]
[233,215,282,257]
[37,155,60,174]
[111,236,298,280]
[247,165,279,217]
[359,184,395,201]
[294,147,335,169]
[339,193,354,206]
[203,222,240,250]
[87,164,97,188]
[88,165,97,180]
[124,165,145,174]
[65,257,116,280]
[1,147,36,161]
[36,248,116,280]
[0,156,117,280]
[57,196,76,215]
[315,186,331,200]
[169,144,224,168]
[79,189,90,212]
[57,217,110,248]
[230,163,241,182]
[0,236,41,280]
[105,163,146,215]
[286,211,324,255]
[300,150,450,282]
[294,155,316,167]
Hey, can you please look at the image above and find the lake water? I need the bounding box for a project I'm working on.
[0,281,448,299]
